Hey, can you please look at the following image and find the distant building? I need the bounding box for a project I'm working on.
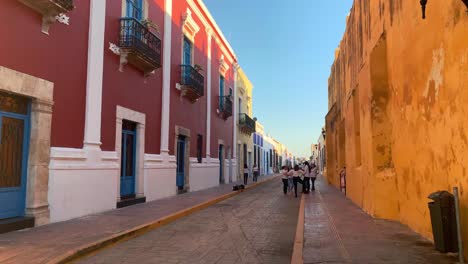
[236,67,255,181]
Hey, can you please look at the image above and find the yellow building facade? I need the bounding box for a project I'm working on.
[326,0,468,256]
[236,67,256,181]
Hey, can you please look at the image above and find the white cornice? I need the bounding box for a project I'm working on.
[182,8,200,42]
[219,55,229,76]
[186,0,236,64]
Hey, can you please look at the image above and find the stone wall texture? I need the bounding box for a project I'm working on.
[326,0,468,256]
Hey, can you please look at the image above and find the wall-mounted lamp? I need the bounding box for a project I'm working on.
[421,0,468,19]
[462,0,468,12]
[420,0,428,19]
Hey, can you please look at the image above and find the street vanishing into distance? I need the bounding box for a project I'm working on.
[1,0,467,263]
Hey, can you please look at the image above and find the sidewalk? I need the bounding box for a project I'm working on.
[0,174,276,264]
[303,176,457,264]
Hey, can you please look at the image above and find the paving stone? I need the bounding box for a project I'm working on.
[0,175,275,264]
[303,176,458,264]
[78,178,300,264]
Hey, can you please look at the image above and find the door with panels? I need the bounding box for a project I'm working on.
[120,120,137,199]
[0,92,30,219]
[176,135,186,192]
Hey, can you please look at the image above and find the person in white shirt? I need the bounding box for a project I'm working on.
[253,164,259,182]
[280,166,289,194]
[287,166,293,193]
[310,163,318,191]
[243,163,249,185]
[303,161,311,193]
[289,165,304,198]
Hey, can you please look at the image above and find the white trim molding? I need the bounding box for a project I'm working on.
[160,0,173,156]
[182,8,200,43]
[205,27,213,159]
[0,66,54,226]
[219,55,230,76]
[185,0,236,64]
[232,63,239,160]
[83,0,107,149]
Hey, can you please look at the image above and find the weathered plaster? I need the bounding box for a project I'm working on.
[326,0,468,257]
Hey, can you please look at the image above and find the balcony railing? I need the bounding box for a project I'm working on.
[179,65,204,102]
[239,113,256,134]
[219,96,233,119]
[119,18,162,74]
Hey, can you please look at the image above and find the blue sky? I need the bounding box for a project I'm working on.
[204,0,354,157]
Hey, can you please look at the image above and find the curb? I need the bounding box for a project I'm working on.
[291,194,305,264]
[50,175,279,264]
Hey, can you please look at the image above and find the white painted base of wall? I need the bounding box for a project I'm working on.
[48,147,119,223]
[144,154,177,201]
[48,148,235,223]
[189,159,219,192]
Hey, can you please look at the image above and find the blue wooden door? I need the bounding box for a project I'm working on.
[183,37,192,66]
[0,93,30,219]
[219,76,225,109]
[126,0,143,20]
[176,136,185,190]
[120,121,137,198]
[219,145,224,184]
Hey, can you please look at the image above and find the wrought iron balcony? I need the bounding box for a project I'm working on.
[179,65,205,102]
[119,18,162,75]
[239,113,256,134]
[218,96,233,119]
[19,0,74,33]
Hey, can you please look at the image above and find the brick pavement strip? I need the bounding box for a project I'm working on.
[0,175,277,264]
[303,176,458,264]
[77,177,301,264]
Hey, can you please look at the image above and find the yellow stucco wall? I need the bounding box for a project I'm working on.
[236,67,254,180]
[326,0,468,256]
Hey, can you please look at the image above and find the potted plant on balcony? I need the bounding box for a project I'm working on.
[194,64,204,72]
[142,19,159,33]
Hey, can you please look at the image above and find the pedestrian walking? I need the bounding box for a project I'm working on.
[253,164,259,182]
[243,163,249,185]
[290,165,304,198]
[287,166,294,193]
[281,166,289,194]
[310,163,318,191]
[303,161,311,193]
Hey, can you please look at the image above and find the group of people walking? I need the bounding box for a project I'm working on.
[281,161,318,197]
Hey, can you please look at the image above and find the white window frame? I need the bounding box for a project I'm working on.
[181,8,200,66]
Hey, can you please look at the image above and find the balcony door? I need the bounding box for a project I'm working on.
[183,37,192,66]
[126,0,143,20]
[0,93,30,219]
[219,76,225,109]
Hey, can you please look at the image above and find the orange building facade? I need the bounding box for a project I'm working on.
[326,0,468,256]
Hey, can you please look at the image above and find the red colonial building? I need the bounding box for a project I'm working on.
[0,0,239,232]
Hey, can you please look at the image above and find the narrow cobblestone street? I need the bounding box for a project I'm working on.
[78,178,300,264]
[77,176,459,264]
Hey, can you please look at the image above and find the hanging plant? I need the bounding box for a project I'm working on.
[194,64,204,72]
[142,19,159,33]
